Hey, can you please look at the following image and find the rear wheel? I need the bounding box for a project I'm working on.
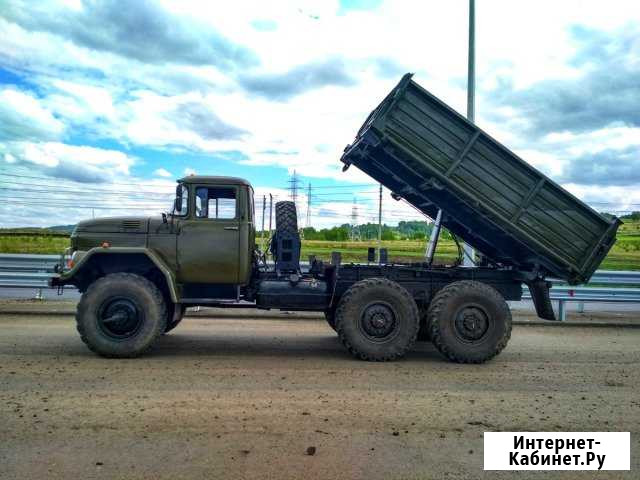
[76,273,167,358]
[428,280,511,363]
[335,278,419,361]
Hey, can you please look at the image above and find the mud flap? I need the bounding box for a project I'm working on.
[526,280,556,321]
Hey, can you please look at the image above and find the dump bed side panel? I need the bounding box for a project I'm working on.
[341,74,620,284]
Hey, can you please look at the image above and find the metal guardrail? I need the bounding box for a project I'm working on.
[522,271,640,320]
[522,286,640,320]
[0,254,65,299]
[0,254,639,319]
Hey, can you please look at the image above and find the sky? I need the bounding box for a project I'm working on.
[1,0,639,229]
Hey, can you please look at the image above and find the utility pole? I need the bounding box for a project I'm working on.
[377,184,382,255]
[462,0,476,266]
[268,193,273,232]
[351,199,360,241]
[306,183,312,228]
[467,0,475,123]
[261,194,266,251]
[289,170,299,207]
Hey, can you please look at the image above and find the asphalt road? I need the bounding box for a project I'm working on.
[1,314,638,479]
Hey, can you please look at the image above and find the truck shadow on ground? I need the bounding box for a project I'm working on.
[145,331,444,362]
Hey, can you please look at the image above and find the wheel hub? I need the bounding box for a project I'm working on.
[98,297,143,339]
[454,306,489,342]
[361,303,396,339]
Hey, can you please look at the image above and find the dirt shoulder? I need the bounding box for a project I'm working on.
[1,314,638,479]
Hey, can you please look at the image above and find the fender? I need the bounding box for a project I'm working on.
[52,247,179,302]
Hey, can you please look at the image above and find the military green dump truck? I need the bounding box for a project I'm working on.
[51,74,620,363]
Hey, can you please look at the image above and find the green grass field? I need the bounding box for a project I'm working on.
[0,235,70,255]
[297,239,459,265]
[2,222,640,270]
[297,238,640,270]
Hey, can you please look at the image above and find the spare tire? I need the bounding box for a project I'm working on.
[275,201,298,236]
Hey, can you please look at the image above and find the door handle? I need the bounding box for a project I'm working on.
[224,226,239,231]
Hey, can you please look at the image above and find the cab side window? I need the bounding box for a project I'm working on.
[195,187,237,219]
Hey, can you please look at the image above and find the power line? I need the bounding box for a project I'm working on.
[306,183,312,228]
[0,171,177,187]
[282,183,376,189]
[309,190,379,196]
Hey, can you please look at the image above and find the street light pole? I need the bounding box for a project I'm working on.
[462,0,476,267]
[377,183,382,258]
[467,0,475,123]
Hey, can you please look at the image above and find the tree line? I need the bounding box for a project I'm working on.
[261,221,454,241]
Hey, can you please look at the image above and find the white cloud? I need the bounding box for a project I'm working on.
[2,0,640,228]
[41,79,117,130]
[183,167,197,176]
[1,142,135,183]
[0,88,65,141]
[153,168,172,177]
[563,183,640,214]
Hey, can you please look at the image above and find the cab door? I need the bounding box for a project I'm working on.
[176,185,240,284]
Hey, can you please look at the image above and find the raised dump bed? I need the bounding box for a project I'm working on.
[341,73,620,285]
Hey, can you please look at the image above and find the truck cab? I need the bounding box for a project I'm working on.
[56,176,256,302]
[168,176,255,287]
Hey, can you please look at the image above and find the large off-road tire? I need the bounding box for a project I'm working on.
[164,304,185,334]
[428,280,512,364]
[335,278,419,361]
[76,273,167,358]
[275,201,298,235]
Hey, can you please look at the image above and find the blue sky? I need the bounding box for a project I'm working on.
[1,0,639,227]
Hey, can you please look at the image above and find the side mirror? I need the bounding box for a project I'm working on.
[174,184,184,213]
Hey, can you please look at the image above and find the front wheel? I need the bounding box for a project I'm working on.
[428,280,512,363]
[76,273,167,358]
[335,278,419,361]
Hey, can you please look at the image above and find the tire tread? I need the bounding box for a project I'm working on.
[335,277,419,361]
[76,273,167,358]
[428,280,512,364]
[275,201,298,235]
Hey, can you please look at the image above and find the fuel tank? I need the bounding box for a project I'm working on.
[256,277,329,310]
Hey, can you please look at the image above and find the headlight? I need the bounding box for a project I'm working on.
[67,250,85,269]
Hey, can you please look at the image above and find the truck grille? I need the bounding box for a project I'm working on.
[121,220,142,229]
